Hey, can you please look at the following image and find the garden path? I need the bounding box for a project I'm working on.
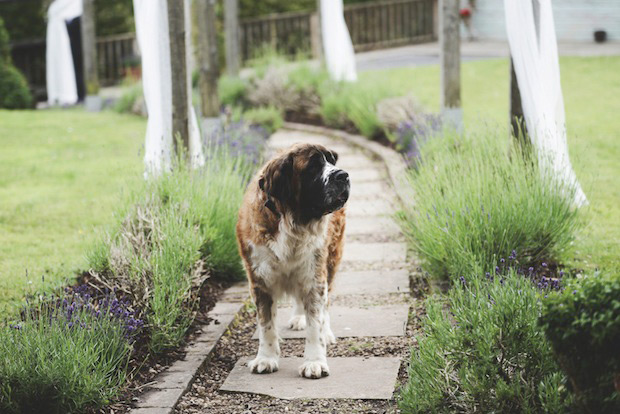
[219,129,412,400]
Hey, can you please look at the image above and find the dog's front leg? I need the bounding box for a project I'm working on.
[299,283,329,379]
[248,287,279,374]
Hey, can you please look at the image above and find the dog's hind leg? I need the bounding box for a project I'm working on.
[248,287,280,374]
[287,296,307,331]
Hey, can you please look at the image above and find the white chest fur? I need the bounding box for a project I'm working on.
[250,215,329,297]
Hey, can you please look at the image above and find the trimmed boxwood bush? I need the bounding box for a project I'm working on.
[0,16,32,109]
[541,272,620,413]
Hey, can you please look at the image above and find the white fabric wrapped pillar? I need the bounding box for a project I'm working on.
[504,0,587,206]
[133,0,173,176]
[185,0,205,168]
[320,0,357,82]
[46,0,82,105]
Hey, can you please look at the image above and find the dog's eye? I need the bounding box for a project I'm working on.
[324,151,338,165]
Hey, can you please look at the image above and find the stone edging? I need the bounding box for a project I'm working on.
[282,122,414,208]
[129,282,249,414]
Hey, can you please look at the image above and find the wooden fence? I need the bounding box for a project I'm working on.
[10,33,138,100]
[10,0,435,99]
[240,0,435,61]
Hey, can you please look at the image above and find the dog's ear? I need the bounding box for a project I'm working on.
[260,154,293,204]
[324,149,338,165]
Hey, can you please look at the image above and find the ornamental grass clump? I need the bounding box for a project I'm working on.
[88,140,258,353]
[398,129,582,282]
[0,288,139,414]
[400,269,573,414]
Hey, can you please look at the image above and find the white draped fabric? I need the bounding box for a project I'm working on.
[320,0,357,82]
[133,0,203,176]
[46,0,82,105]
[504,0,587,206]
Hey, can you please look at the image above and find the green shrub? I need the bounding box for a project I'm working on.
[0,17,32,109]
[320,81,389,137]
[88,147,254,353]
[0,16,11,63]
[397,129,582,281]
[242,106,283,134]
[113,81,143,115]
[218,74,248,107]
[400,271,572,413]
[0,63,32,109]
[541,272,620,413]
[0,290,135,413]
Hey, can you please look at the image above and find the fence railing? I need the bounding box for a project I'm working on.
[239,0,435,61]
[10,0,435,99]
[10,33,138,100]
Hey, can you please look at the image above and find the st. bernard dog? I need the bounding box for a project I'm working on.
[236,143,350,379]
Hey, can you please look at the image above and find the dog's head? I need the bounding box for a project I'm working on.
[259,143,350,224]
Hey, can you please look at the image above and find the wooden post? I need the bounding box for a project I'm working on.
[195,0,220,117]
[510,59,527,140]
[168,0,190,153]
[312,0,324,61]
[81,0,99,110]
[510,0,539,142]
[224,0,240,76]
[439,0,462,130]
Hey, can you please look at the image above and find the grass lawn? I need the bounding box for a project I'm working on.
[0,109,145,313]
[360,56,620,272]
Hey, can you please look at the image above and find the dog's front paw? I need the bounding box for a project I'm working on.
[287,314,306,331]
[248,356,279,374]
[299,360,329,379]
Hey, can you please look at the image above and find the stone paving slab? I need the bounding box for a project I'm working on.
[349,182,388,199]
[343,242,407,263]
[348,168,383,183]
[333,269,409,295]
[337,155,382,170]
[221,357,401,400]
[346,199,395,217]
[344,216,401,236]
[252,305,409,339]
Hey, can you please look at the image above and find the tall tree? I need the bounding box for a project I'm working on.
[195,0,219,117]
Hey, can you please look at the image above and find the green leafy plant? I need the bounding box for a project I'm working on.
[400,271,572,413]
[218,74,248,107]
[541,272,620,413]
[242,106,283,134]
[397,129,583,281]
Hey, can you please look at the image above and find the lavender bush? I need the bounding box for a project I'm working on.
[394,114,442,166]
[401,267,573,413]
[0,288,138,413]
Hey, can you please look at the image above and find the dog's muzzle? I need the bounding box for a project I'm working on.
[325,169,350,212]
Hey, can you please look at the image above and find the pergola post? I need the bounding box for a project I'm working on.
[195,0,220,117]
[224,0,240,76]
[81,0,99,110]
[167,0,190,153]
[439,0,462,131]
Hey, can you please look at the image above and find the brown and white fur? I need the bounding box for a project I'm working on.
[236,143,350,379]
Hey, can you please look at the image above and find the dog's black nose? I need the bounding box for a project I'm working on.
[333,170,349,182]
